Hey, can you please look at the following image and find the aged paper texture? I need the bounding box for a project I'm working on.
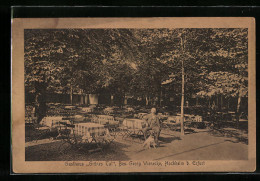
[12,17,256,173]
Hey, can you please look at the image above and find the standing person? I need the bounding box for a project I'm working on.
[143,108,161,146]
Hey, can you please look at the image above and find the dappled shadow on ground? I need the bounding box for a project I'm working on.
[174,128,198,135]
[154,140,227,160]
[159,136,181,144]
[25,140,131,161]
[209,128,248,145]
[168,122,248,145]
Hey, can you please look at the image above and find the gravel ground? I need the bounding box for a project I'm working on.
[25,127,248,161]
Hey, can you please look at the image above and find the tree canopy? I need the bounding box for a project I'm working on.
[25,28,248,102]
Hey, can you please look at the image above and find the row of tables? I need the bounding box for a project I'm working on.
[39,112,204,139]
[38,103,206,145]
[38,110,243,148]
[39,116,146,138]
[31,104,242,153]
[39,116,113,151]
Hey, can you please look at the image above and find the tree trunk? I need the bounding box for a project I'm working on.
[111,95,114,106]
[180,36,185,136]
[35,92,40,123]
[159,85,162,107]
[80,95,84,105]
[220,94,223,110]
[227,97,229,111]
[216,95,219,110]
[180,59,185,136]
[145,96,149,106]
[122,94,125,107]
[70,84,73,105]
[85,94,89,105]
[236,90,241,122]
[80,90,84,105]
[119,93,124,108]
[83,94,86,105]
[124,95,128,105]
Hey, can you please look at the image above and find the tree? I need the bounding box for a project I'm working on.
[196,29,248,121]
[25,29,141,107]
[129,29,176,106]
[25,28,248,127]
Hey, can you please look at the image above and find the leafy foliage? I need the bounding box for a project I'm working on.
[25,28,248,103]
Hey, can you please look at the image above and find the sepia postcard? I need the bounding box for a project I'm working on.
[11,17,256,173]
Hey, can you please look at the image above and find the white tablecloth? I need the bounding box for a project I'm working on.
[74,123,107,137]
[81,107,94,113]
[40,116,70,127]
[64,106,76,109]
[74,114,85,122]
[167,115,202,123]
[123,119,147,129]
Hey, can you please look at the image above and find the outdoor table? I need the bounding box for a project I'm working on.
[166,115,202,124]
[176,113,193,117]
[228,111,236,114]
[167,116,181,123]
[104,107,114,115]
[40,116,71,128]
[73,122,115,145]
[64,106,76,110]
[38,116,73,141]
[81,107,94,113]
[228,112,236,118]
[126,107,134,112]
[123,118,147,129]
[136,113,148,119]
[121,119,147,141]
[157,113,168,120]
[74,122,107,136]
[193,116,203,122]
[74,114,85,122]
[58,122,114,154]
[91,115,115,124]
